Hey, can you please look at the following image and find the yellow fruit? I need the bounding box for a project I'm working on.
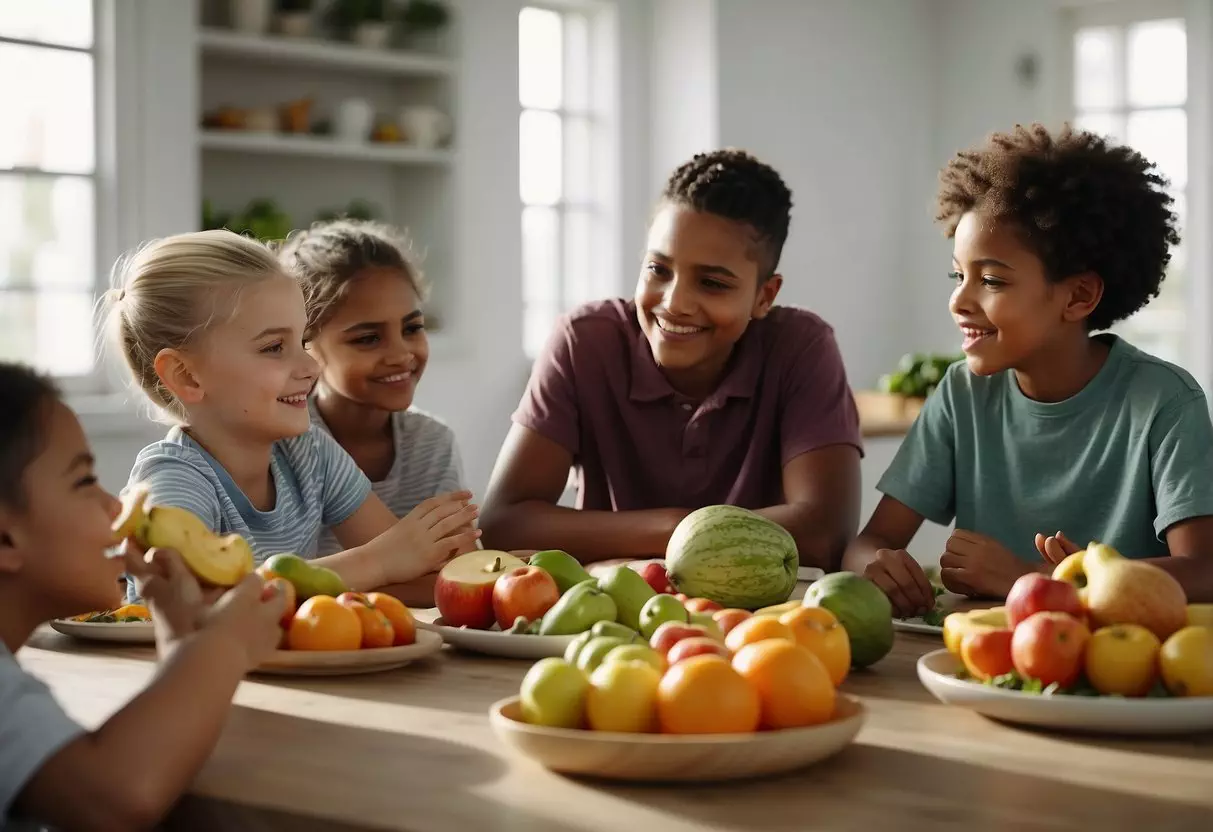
[779,607,850,686]
[942,607,1007,656]
[1187,604,1213,629]
[753,600,801,618]
[1159,625,1213,697]
[110,604,151,620]
[1051,550,1087,588]
[585,659,662,732]
[1073,542,1187,641]
[1083,624,1160,697]
[111,484,151,543]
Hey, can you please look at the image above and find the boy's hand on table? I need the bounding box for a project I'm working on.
[856,547,936,618]
[940,529,1038,598]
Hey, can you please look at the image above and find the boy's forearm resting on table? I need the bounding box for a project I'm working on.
[1143,554,1213,603]
[480,502,688,563]
[755,503,851,571]
[17,630,250,831]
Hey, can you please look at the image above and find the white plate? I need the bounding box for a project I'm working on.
[253,628,444,676]
[418,617,575,659]
[49,619,156,644]
[917,648,1213,735]
[893,617,944,635]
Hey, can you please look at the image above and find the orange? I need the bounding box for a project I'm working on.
[287,595,362,651]
[780,607,851,686]
[336,592,395,649]
[366,592,417,646]
[732,639,836,729]
[656,655,760,734]
[724,616,795,653]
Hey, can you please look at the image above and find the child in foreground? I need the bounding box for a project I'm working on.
[844,123,1213,616]
[0,362,285,830]
[278,219,467,558]
[105,230,480,606]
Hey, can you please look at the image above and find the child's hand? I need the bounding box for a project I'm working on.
[940,529,1039,598]
[202,574,288,670]
[122,542,208,649]
[1034,530,1081,566]
[378,490,482,582]
[856,547,936,618]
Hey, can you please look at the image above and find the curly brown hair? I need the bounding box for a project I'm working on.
[935,123,1180,331]
[276,219,427,339]
[661,148,793,279]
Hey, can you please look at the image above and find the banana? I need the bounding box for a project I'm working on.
[111,484,254,588]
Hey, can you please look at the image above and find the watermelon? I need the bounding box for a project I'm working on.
[664,505,798,610]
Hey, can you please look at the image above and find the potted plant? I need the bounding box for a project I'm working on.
[230,0,274,34]
[276,0,313,38]
[324,0,392,48]
[401,0,450,51]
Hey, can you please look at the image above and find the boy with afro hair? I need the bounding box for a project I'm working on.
[481,149,863,570]
[844,123,1213,615]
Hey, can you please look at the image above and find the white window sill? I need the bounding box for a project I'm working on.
[68,393,160,438]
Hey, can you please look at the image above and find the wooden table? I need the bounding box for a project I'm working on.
[17,615,1213,832]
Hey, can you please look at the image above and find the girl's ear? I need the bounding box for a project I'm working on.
[1061,271,1104,324]
[751,274,783,320]
[153,348,205,405]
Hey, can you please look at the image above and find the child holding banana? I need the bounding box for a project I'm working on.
[0,362,286,830]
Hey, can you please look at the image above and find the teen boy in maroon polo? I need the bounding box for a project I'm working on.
[481,150,863,569]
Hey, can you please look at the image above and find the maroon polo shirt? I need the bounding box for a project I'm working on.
[512,298,863,511]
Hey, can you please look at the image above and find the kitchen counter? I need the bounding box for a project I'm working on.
[856,390,923,438]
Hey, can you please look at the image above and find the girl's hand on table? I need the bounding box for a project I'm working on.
[378,490,483,581]
[940,529,1041,598]
[1034,530,1082,566]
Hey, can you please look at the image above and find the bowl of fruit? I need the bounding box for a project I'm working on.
[918,542,1213,735]
[489,601,868,782]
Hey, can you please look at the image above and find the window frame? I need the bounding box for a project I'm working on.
[1061,0,1212,390]
[518,0,621,360]
[0,0,124,394]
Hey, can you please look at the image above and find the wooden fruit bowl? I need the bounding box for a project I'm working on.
[488,693,866,782]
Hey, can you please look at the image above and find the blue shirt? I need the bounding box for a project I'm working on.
[877,335,1213,560]
[124,426,371,600]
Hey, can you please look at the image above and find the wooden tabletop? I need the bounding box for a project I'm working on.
[17,613,1213,832]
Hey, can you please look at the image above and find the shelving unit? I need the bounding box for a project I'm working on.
[198,27,455,77]
[200,130,454,165]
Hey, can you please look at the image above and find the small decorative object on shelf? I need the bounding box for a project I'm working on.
[878,352,964,400]
[230,0,274,34]
[280,97,313,134]
[398,105,452,149]
[203,198,294,243]
[401,0,450,52]
[325,0,392,48]
[275,0,313,38]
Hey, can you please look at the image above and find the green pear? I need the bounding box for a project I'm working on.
[261,552,346,599]
[538,579,618,635]
[590,620,640,641]
[576,636,628,675]
[564,631,594,664]
[528,550,593,593]
[604,643,664,673]
[596,565,657,631]
[520,658,588,728]
[639,594,690,640]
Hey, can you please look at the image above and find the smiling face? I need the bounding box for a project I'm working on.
[308,267,429,412]
[634,203,782,395]
[0,401,124,620]
[173,274,319,442]
[949,211,1091,377]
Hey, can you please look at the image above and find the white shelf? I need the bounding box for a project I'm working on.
[198,27,454,78]
[199,130,453,165]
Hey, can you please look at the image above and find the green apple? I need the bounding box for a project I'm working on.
[689,612,724,641]
[261,552,346,598]
[563,631,594,664]
[596,565,657,631]
[576,636,632,675]
[585,659,662,732]
[519,658,589,729]
[538,579,618,635]
[604,643,665,673]
[639,593,690,640]
[528,550,593,593]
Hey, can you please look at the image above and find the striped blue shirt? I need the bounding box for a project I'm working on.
[308,400,465,556]
[123,426,371,600]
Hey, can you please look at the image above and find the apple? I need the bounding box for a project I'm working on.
[1006,573,1085,629]
[666,636,731,666]
[519,657,589,729]
[712,608,752,636]
[1084,624,1161,697]
[633,561,675,594]
[604,643,665,673]
[959,628,1015,681]
[585,658,662,732]
[1011,611,1090,688]
[435,550,527,629]
[336,591,395,649]
[674,593,689,603]
[649,621,709,657]
[263,576,297,629]
[492,565,560,630]
[685,597,723,614]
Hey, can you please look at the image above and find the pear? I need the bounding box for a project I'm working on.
[1078,542,1187,641]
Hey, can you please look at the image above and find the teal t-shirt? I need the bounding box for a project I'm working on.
[877,335,1213,561]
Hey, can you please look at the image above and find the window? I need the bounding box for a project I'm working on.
[518,4,617,359]
[0,1,100,381]
[1068,2,1193,368]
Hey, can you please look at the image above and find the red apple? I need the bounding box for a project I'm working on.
[634,561,674,594]
[649,621,709,656]
[666,635,732,665]
[1006,573,1085,629]
[1011,611,1090,688]
[434,550,527,629]
[673,593,689,603]
[712,608,752,636]
[491,565,560,630]
[684,597,723,613]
